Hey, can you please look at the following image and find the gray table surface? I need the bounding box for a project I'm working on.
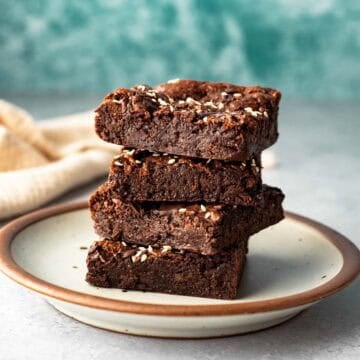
[0,94,359,360]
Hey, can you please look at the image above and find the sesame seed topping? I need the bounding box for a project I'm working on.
[138,247,146,251]
[203,116,208,123]
[121,241,127,247]
[218,103,224,109]
[122,149,135,157]
[131,255,138,263]
[152,153,160,157]
[147,245,154,253]
[244,107,262,117]
[221,92,228,96]
[206,159,212,164]
[135,160,142,164]
[204,211,211,219]
[113,154,122,160]
[151,98,157,103]
[140,254,147,262]
[167,78,180,84]
[167,158,176,164]
[161,245,172,253]
[169,105,174,112]
[263,111,269,118]
[163,153,168,156]
[178,100,185,104]
[233,93,242,98]
[136,85,146,91]
[112,99,122,104]
[178,208,187,213]
[200,204,207,212]
[158,98,168,106]
[204,101,217,109]
[114,161,123,167]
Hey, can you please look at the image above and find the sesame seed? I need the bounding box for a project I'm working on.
[152,153,160,157]
[204,101,217,108]
[147,245,154,253]
[151,98,157,103]
[158,98,168,106]
[255,166,260,172]
[131,255,138,263]
[138,247,146,251]
[113,154,122,160]
[233,93,242,98]
[167,78,180,84]
[163,153,168,156]
[221,92,228,96]
[263,111,269,118]
[121,241,127,247]
[218,103,224,109]
[178,208,187,213]
[136,85,146,91]
[112,99,122,104]
[135,160,142,164]
[200,204,207,212]
[204,211,211,219]
[244,107,262,117]
[114,161,123,167]
[178,100,185,104]
[203,116,208,123]
[167,158,176,164]
[161,245,172,253]
[124,149,135,156]
[169,105,174,112]
[140,254,147,262]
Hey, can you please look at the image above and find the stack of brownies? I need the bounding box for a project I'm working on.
[86,79,284,299]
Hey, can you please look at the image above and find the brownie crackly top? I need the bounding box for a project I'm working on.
[95,79,281,160]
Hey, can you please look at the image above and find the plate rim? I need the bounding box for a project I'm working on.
[0,202,359,317]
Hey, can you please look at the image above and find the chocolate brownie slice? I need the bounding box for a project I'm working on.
[89,184,284,255]
[86,239,247,299]
[95,79,281,160]
[108,148,262,205]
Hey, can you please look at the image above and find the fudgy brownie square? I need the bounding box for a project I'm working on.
[107,148,262,205]
[89,184,284,255]
[95,79,281,160]
[86,239,247,299]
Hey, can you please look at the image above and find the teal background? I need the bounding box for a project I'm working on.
[0,0,359,100]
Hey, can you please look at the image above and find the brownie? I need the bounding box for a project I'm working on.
[89,184,284,255]
[95,79,281,160]
[86,239,247,299]
[107,148,262,205]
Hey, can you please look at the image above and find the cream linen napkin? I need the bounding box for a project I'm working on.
[0,100,119,220]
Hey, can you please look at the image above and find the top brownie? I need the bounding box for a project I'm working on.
[95,79,281,160]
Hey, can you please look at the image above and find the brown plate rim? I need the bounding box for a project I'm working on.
[0,202,359,317]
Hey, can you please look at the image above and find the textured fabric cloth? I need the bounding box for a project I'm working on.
[0,100,118,219]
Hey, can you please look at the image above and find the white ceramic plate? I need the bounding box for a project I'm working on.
[0,203,359,338]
